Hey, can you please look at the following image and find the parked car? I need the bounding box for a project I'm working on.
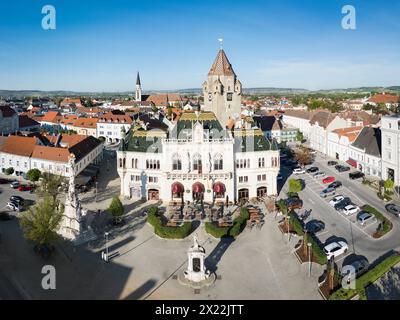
[10,181,20,189]
[313,171,326,179]
[328,181,342,189]
[17,185,34,192]
[10,196,24,204]
[342,205,360,216]
[328,161,338,166]
[323,176,335,184]
[277,173,283,181]
[357,212,374,226]
[329,195,345,206]
[293,168,306,175]
[306,167,319,173]
[324,241,348,260]
[320,187,336,198]
[285,198,303,210]
[304,220,325,234]
[342,258,369,281]
[0,178,10,184]
[7,201,23,212]
[385,204,400,218]
[334,197,352,211]
[349,171,365,180]
[335,165,350,173]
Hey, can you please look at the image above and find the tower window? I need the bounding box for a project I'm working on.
[227,93,233,101]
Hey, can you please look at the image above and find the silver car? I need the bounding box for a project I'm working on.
[320,187,336,198]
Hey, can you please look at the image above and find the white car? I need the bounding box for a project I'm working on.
[293,168,305,175]
[342,205,359,216]
[324,241,349,260]
[10,181,19,189]
[314,172,326,179]
[7,202,23,212]
[329,195,345,207]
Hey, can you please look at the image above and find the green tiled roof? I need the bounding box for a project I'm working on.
[121,129,164,153]
[233,129,278,152]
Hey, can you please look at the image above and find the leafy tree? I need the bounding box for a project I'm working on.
[5,167,14,175]
[296,131,304,142]
[289,179,302,193]
[20,196,64,247]
[384,179,395,192]
[27,169,41,182]
[295,148,312,166]
[108,196,124,224]
[37,173,66,201]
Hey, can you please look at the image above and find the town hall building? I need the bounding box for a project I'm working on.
[117,49,280,203]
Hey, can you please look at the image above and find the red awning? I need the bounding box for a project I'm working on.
[346,159,357,168]
[213,182,225,193]
[192,182,205,193]
[171,182,184,194]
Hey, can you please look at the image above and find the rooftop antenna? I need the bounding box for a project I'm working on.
[218,38,223,50]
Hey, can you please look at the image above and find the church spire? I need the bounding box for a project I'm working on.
[135,71,142,102]
[136,71,141,86]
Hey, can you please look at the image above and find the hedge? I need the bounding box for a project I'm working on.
[304,233,328,265]
[205,207,250,238]
[361,205,393,238]
[329,252,400,300]
[288,211,304,236]
[147,207,192,239]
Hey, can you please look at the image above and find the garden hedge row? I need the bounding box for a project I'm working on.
[147,207,192,239]
[288,211,304,236]
[304,233,328,265]
[205,207,250,238]
[329,252,400,300]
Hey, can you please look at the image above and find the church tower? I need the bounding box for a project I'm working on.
[135,72,142,102]
[203,49,242,127]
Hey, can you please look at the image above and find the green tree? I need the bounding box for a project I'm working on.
[108,196,124,224]
[26,169,41,183]
[20,196,64,248]
[296,131,304,142]
[383,179,395,192]
[289,178,302,193]
[37,173,66,201]
[5,167,14,175]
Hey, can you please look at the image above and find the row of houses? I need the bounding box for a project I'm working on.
[0,133,103,179]
[282,109,385,180]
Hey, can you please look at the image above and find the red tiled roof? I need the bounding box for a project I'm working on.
[368,93,399,104]
[0,136,37,157]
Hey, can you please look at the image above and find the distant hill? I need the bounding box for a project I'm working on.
[1,86,400,98]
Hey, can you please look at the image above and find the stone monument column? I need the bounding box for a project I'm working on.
[59,153,82,240]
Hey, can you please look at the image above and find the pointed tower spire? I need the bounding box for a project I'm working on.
[136,71,141,86]
[135,71,142,102]
[208,49,236,77]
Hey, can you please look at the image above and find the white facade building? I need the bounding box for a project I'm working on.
[381,115,400,185]
[117,50,280,203]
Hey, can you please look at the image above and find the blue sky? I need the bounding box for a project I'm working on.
[1,0,400,91]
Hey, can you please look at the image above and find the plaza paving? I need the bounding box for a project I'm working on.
[1,147,322,300]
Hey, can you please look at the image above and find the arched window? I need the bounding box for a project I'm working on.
[172,153,182,171]
[193,153,202,172]
[213,153,223,170]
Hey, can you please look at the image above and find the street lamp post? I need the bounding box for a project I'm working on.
[287,216,291,242]
[104,232,109,262]
[95,181,98,202]
[307,242,312,277]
